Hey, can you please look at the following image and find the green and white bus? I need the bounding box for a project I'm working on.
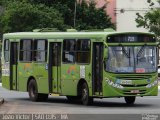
[1,30,158,105]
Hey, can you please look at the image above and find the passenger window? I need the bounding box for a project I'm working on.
[19,39,32,61]
[77,39,90,63]
[63,39,76,63]
[4,39,9,62]
[34,40,47,62]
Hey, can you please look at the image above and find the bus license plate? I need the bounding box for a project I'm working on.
[131,90,139,93]
[120,80,132,85]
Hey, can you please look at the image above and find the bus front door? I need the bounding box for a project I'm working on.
[92,43,103,95]
[49,43,61,93]
[10,42,18,90]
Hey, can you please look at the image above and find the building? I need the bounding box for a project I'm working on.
[96,0,158,32]
[96,0,116,23]
[116,0,150,32]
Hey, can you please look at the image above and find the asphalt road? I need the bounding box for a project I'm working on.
[0,86,160,120]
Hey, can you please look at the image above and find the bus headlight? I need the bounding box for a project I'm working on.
[106,80,124,89]
[146,81,158,88]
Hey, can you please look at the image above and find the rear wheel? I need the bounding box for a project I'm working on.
[81,82,93,105]
[28,79,48,101]
[124,96,136,105]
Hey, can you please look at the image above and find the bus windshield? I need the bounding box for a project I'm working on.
[105,46,157,73]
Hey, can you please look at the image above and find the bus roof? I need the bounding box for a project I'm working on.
[3,31,154,40]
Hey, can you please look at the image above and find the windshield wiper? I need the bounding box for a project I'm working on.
[136,44,146,64]
[119,44,131,66]
[137,44,146,57]
[119,44,130,58]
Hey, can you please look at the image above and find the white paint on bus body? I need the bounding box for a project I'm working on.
[80,65,85,78]
[2,63,10,76]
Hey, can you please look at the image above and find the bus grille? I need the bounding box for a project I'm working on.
[123,90,146,95]
[116,75,152,89]
[121,84,148,87]
[116,75,152,80]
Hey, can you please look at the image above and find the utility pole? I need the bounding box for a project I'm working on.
[74,0,77,28]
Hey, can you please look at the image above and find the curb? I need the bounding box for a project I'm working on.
[0,98,4,105]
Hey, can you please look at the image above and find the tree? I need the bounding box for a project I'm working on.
[0,0,66,33]
[27,0,115,30]
[55,0,114,30]
[75,1,114,30]
[0,0,114,32]
[135,0,160,38]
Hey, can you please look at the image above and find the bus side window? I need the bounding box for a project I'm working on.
[62,39,76,63]
[19,39,32,62]
[77,39,90,63]
[34,40,47,62]
[4,39,9,62]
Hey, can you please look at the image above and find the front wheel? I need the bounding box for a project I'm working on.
[124,96,136,105]
[81,82,93,105]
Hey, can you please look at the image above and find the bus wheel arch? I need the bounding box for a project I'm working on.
[77,79,93,105]
[77,79,86,96]
[27,77,48,102]
[27,77,39,101]
[27,76,36,92]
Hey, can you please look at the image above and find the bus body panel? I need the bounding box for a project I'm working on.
[61,64,80,95]
[33,63,49,93]
[18,63,33,92]
[11,65,17,90]
[102,72,158,97]
[2,76,10,90]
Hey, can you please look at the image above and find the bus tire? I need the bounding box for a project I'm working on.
[81,82,93,105]
[28,79,39,101]
[124,96,136,105]
[28,79,48,102]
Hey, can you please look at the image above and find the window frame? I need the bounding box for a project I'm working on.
[4,39,10,62]
[33,39,48,62]
[19,39,33,62]
[62,39,91,64]
[62,39,76,64]
[76,39,91,64]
